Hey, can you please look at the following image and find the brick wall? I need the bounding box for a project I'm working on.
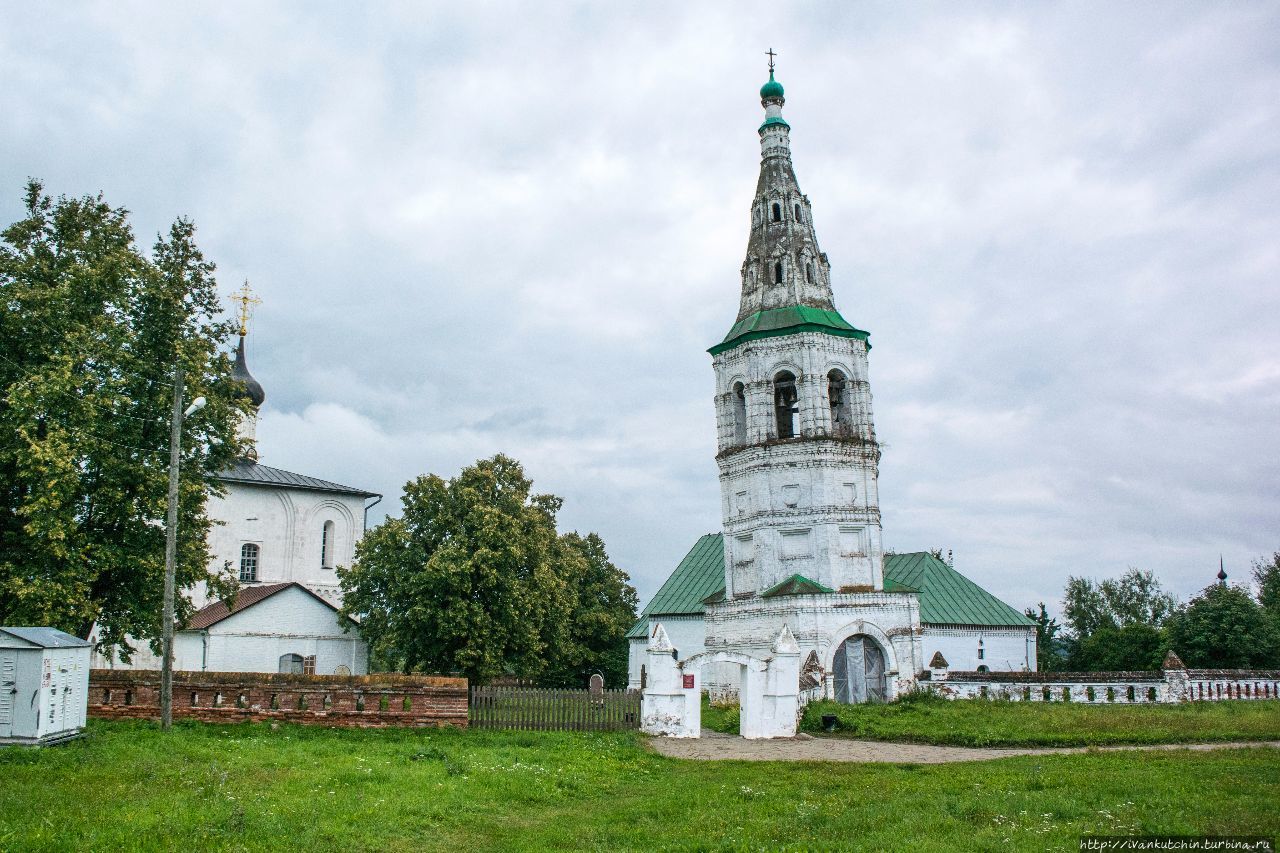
[89,669,467,728]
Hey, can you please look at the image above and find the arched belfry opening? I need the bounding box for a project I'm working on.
[732,382,747,445]
[773,261,783,284]
[828,369,853,436]
[771,202,782,222]
[774,371,799,439]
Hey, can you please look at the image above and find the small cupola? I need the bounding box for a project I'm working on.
[232,334,266,408]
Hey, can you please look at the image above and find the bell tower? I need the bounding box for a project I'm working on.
[710,61,884,598]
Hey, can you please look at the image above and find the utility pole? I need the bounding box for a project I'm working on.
[161,365,184,731]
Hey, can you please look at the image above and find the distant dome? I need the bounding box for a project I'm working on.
[232,334,266,408]
[760,71,784,100]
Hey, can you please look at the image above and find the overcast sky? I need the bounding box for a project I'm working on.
[3,2,1277,617]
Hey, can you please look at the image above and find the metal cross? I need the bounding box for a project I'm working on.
[230,280,262,337]
[766,48,777,72]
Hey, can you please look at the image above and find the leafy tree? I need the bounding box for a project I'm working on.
[1024,602,1067,671]
[0,181,244,649]
[1062,568,1178,637]
[1067,623,1166,671]
[540,532,639,688]
[1166,583,1280,669]
[339,455,636,685]
[1252,552,1280,618]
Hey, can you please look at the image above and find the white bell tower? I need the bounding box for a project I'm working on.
[710,62,885,599]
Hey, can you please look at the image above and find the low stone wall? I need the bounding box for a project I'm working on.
[88,669,468,728]
[925,664,1280,704]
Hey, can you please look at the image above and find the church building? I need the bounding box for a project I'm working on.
[94,297,377,675]
[627,66,1035,702]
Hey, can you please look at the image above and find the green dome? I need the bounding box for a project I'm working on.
[759,71,784,100]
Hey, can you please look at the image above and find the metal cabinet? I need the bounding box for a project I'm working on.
[0,627,92,746]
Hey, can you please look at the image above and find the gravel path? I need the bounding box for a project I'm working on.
[647,731,1280,764]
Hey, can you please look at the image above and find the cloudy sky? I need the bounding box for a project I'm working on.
[3,2,1277,616]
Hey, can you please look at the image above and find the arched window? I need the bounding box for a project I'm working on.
[239,543,259,582]
[794,203,803,222]
[771,202,781,222]
[774,261,783,284]
[278,653,304,674]
[732,382,747,445]
[806,262,815,284]
[321,520,335,569]
[828,370,853,435]
[774,371,799,439]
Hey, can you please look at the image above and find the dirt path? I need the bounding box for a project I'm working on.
[647,730,1280,764]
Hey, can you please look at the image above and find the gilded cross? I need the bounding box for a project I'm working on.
[230,280,262,337]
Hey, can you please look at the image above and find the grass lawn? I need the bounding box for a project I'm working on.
[2,719,1278,851]
[796,697,1280,747]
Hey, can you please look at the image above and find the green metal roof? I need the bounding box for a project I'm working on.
[709,306,870,356]
[883,551,1034,627]
[758,116,791,132]
[626,534,727,638]
[627,534,1031,638]
[761,574,833,598]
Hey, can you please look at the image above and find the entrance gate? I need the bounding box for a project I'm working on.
[833,635,886,703]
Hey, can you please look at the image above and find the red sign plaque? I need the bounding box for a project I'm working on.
[682,674,695,689]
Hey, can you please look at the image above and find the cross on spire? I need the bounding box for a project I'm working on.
[230,280,262,337]
[766,48,777,73]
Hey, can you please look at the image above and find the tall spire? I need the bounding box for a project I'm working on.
[731,57,840,325]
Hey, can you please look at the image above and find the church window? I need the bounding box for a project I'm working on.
[278,653,304,674]
[774,261,783,284]
[771,202,781,222]
[303,655,316,675]
[732,382,747,445]
[806,262,815,283]
[794,203,803,222]
[774,371,799,438]
[239,543,259,582]
[321,520,335,569]
[828,370,853,436]
[978,640,985,660]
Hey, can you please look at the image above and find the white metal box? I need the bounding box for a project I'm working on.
[0,627,92,746]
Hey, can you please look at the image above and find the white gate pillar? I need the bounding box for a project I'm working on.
[640,624,700,737]
[757,624,801,738]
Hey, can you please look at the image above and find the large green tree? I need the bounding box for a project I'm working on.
[1166,583,1280,669]
[540,532,639,688]
[0,182,244,650]
[339,454,638,685]
[1062,568,1178,638]
[1253,552,1280,619]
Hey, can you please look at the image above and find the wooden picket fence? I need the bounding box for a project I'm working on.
[468,685,641,731]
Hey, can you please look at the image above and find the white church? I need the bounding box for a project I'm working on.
[93,313,377,675]
[627,67,1035,703]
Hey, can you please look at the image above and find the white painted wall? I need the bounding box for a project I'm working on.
[179,586,366,674]
[922,625,1037,673]
[203,482,367,607]
[627,616,708,690]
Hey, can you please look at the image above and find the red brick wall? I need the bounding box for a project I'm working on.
[89,669,468,728]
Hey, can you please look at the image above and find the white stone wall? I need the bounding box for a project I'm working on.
[713,332,883,596]
[923,625,1037,673]
[202,483,367,607]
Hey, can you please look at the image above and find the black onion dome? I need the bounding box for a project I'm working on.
[232,334,266,408]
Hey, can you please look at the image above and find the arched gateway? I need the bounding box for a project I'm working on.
[832,635,887,703]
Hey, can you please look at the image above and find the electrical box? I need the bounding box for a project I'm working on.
[0,627,92,746]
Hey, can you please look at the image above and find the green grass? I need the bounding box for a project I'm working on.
[2,719,1278,851]
[799,695,1280,747]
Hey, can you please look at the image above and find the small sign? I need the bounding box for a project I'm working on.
[42,659,52,687]
[682,674,695,689]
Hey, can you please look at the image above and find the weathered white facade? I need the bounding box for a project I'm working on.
[629,69,1034,716]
